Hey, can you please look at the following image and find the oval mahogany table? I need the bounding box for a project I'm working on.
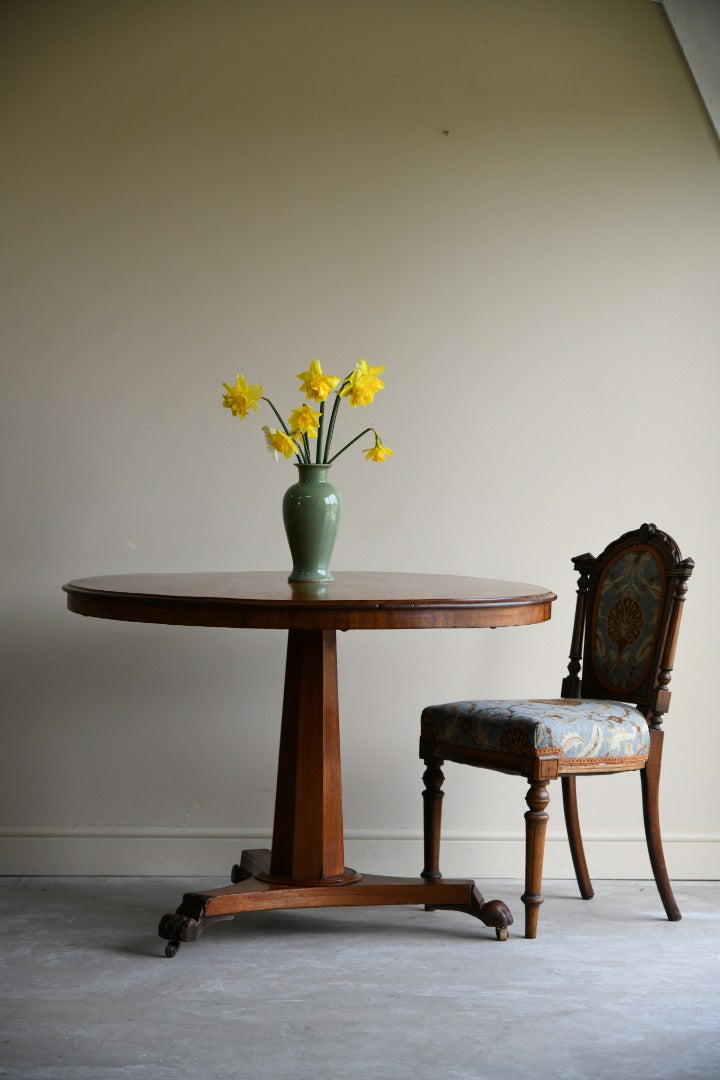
[63,571,556,955]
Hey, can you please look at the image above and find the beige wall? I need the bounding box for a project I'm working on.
[1,0,718,880]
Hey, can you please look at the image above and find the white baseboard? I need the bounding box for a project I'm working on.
[1,826,718,879]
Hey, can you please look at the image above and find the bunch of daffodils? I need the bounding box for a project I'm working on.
[222,359,394,465]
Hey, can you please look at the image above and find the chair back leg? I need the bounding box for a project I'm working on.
[522,779,551,938]
[641,728,681,921]
[561,775,594,899]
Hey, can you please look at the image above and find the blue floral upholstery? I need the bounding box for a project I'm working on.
[592,547,665,694]
[420,698,650,763]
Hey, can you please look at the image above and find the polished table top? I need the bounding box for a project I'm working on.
[63,570,556,630]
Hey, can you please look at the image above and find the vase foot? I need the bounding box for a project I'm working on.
[287,573,334,584]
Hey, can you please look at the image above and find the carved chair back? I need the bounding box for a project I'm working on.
[560,524,694,726]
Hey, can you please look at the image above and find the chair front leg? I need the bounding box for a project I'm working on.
[421,757,445,882]
[561,775,594,899]
[522,779,550,939]
[641,728,681,921]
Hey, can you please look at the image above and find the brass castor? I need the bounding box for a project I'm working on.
[158,911,199,957]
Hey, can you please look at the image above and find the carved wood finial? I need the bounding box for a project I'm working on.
[651,561,694,727]
[562,569,589,698]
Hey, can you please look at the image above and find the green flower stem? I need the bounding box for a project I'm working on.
[326,426,373,464]
[291,437,306,464]
[262,396,290,434]
[263,396,309,463]
[322,375,351,463]
[303,433,311,461]
[316,400,325,464]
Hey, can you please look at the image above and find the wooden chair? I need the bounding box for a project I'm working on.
[419,524,694,938]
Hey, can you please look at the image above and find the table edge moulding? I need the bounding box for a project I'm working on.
[63,571,556,630]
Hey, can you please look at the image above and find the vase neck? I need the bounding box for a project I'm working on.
[294,463,331,482]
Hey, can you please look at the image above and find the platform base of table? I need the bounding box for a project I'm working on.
[158,849,514,956]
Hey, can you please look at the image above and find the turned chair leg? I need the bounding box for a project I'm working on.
[421,757,445,882]
[522,779,550,939]
[561,775,594,899]
[641,729,681,921]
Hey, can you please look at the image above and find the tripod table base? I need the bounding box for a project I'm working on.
[158,849,513,956]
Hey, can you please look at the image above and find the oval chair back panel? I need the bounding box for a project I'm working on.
[561,525,693,721]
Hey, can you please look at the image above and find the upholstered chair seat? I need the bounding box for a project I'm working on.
[419,524,694,939]
[421,699,650,764]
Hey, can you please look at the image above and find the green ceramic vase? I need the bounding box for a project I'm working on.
[282,463,341,583]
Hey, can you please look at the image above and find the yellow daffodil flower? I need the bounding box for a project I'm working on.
[222,357,392,468]
[262,426,299,460]
[288,404,321,438]
[296,359,340,403]
[362,431,394,462]
[339,359,386,407]
[222,374,264,418]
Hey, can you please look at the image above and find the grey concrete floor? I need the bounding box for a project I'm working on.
[0,877,718,1080]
